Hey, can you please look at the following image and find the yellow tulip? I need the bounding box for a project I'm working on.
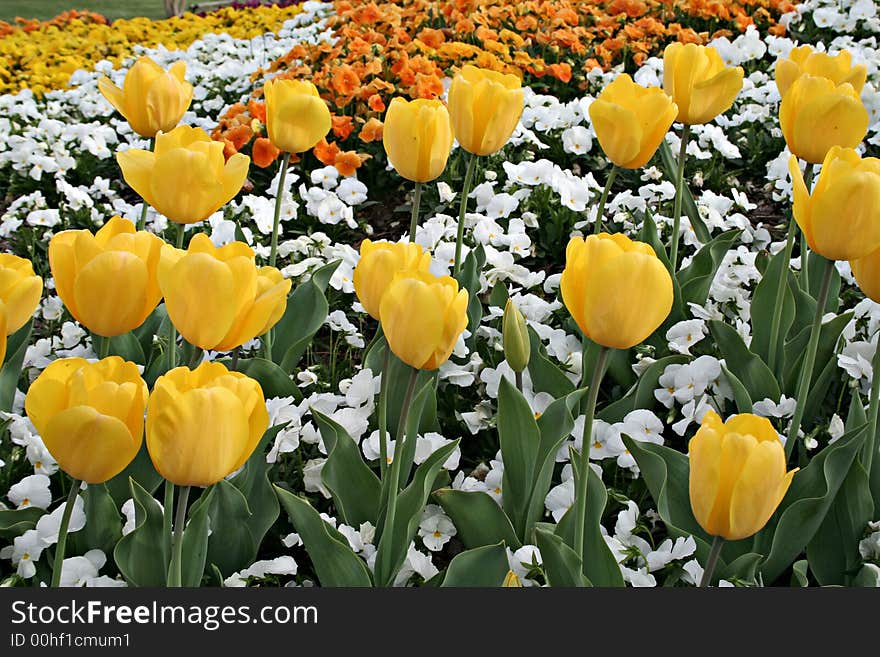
[662,43,744,125]
[383,98,454,183]
[116,125,250,224]
[24,357,148,483]
[0,253,43,334]
[776,45,867,97]
[789,147,880,261]
[263,77,332,153]
[447,65,524,157]
[379,270,468,371]
[146,361,269,487]
[688,409,797,541]
[49,216,164,337]
[353,239,432,320]
[851,247,880,303]
[158,233,291,351]
[560,233,672,350]
[98,56,193,138]
[589,74,678,169]
[0,304,7,364]
[779,74,868,165]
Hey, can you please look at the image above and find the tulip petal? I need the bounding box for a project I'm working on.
[380,276,445,370]
[705,432,756,539]
[788,156,814,249]
[117,149,158,209]
[728,440,788,540]
[688,413,723,536]
[811,168,880,260]
[73,251,150,336]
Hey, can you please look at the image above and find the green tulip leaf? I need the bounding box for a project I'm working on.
[640,208,687,335]
[95,330,146,365]
[749,247,796,374]
[69,482,121,556]
[535,528,592,587]
[180,486,214,587]
[852,564,880,587]
[708,319,780,403]
[313,408,380,527]
[791,559,810,587]
[229,426,281,557]
[782,312,852,401]
[218,357,299,400]
[0,507,43,541]
[0,320,32,412]
[133,305,167,364]
[189,480,255,578]
[526,326,576,398]
[440,542,511,587]
[658,140,711,243]
[457,244,486,341]
[599,355,689,422]
[721,364,753,413]
[274,485,372,587]
[806,251,841,313]
[677,229,742,308]
[105,442,163,507]
[432,489,520,550]
[114,478,170,586]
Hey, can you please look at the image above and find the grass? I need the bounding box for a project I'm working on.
[0,1,168,22]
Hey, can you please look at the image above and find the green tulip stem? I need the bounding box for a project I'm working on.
[668,124,691,275]
[699,535,725,587]
[230,346,241,372]
[167,223,185,372]
[168,484,190,588]
[515,370,524,395]
[408,182,423,244]
[378,366,419,586]
[572,345,610,565]
[188,345,203,369]
[162,480,174,548]
[50,479,81,588]
[98,335,111,359]
[786,256,835,461]
[864,335,880,475]
[377,346,391,479]
[453,152,479,278]
[269,152,291,269]
[768,163,814,376]
[593,164,618,235]
[136,137,154,231]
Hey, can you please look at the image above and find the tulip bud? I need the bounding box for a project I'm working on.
[49,216,164,337]
[502,570,523,587]
[779,74,868,165]
[502,300,530,373]
[146,361,269,487]
[0,253,43,334]
[383,98,454,183]
[353,239,432,320]
[776,45,867,97]
[158,233,291,351]
[789,147,880,261]
[589,74,678,170]
[379,270,468,371]
[663,43,743,125]
[98,56,193,138]
[25,357,148,483]
[263,78,332,154]
[447,65,524,157]
[688,410,797,541]
[560,233,673,350]
[116,125,250,225]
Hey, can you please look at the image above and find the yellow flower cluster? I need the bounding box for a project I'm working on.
[0,5,302,96]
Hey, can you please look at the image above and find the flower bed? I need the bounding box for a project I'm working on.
[1,0,880,589]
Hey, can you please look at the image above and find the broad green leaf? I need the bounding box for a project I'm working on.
[677,229,741,307]
[791,560,810,587]
[535,528,591,587]
[721,364,753,413]
[313,408,381,527]
[658,139,711,243]
[96,330,146,365]
[526,327,575,398]
[457,245,486,340]
[189,480,254,578]
[69,483,121,556]
[599,355,689,422]
[105,442,163,507]
[498,376,541,538]
[754,424,867,583]
[719,552,763,584]
[440,542,510,587]
[807,251,841,313]
[0,320,31,412]
[639,208,685,331]
[133,305,167,364]
[750,247,796,373]
[229,427,281,555]
[0,507,43,540]
[218,358,299,399]
[274,485,372,587]
[708,319,780,403]
[433,489,520,550]
[782,312,852,397]
[114,478,170,586]
[852,564,880,587]
[180,486,214,587]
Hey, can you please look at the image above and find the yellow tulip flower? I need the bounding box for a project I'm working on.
[662,43,744,125]
[560,233,673,350]
[158,233,291,351]
[789,147,880,261]
[25,357,148,484]
[49,216,164,337]
[779,74,869,165]
[447,65,524,157]
[776,45,867,97]
[146,361,269,487]
[379,270,468,371]
[850,247,880,303]
[383,98,454,183]
[98,56,193,138]
[353,239,432,320]
[589,74,678,169]
[263,78,332,153]
[689,409,797,541]
[0,305,7,364]
[0,253,43,334]
[116,125,250,224]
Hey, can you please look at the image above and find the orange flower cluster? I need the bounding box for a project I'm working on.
[0,10,107,37]
[213,0,796,175]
